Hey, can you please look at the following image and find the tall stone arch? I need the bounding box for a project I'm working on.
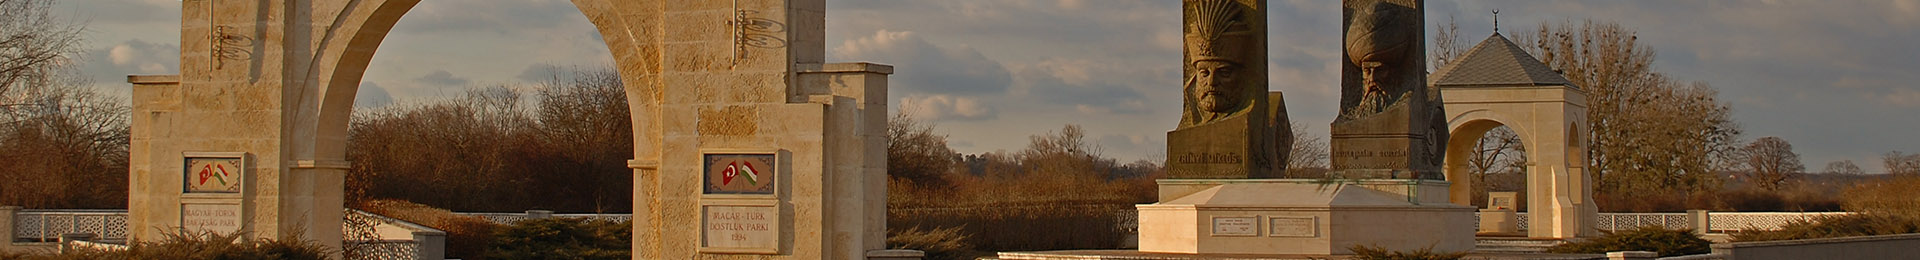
[1432,33,1596,238]
[129,1,890,258]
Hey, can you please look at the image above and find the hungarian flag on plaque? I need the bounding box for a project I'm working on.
[704,153,776,195]
[185,156,244,193]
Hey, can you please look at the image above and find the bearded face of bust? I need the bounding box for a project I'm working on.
[1192,60,1243,113]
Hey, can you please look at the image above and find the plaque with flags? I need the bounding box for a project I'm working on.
[184,155,245,193]
[704,153,777,195]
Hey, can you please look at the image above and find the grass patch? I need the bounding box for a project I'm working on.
[1545,226,1708,257]
[486,217,630,260]
[1348,244,1466,260]
[3,231,329,260]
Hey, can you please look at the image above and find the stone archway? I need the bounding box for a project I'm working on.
[128,1,890,259]
[1431,33,1596,239]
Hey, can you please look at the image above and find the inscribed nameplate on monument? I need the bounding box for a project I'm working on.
[1268,216,1317,237]
[183,156,244,193]
[181,203,242,234]
[1211,216,1259,236]
[701,205,779,253]
[704,153,777,195]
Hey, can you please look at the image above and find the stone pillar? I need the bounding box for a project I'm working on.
[526,210,553,219]
[1,206,17,252]
[412,230,446,260]
[1331,0,1444,180]
[131,0,339,253]
[1166,0,1285,179]
[1689,210,1711,235]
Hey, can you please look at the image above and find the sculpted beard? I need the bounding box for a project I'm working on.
[1193,60,1242,113]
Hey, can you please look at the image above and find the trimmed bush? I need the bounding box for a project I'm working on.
[1733,214,1920,242]
[5,231,330,260]
[1348,245,1466,260]
[887,226,971,260]
[486,218,631,260]
[1545,226,1709,257]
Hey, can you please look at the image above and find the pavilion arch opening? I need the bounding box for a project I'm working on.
[1443,118,1530,211]
[327,1,640,258]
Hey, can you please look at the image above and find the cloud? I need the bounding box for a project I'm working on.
[356,81,394,108]
[1009,59,1150,115]
[413,70,470,86]
[79,39,178,87]
[1882,88,1920,108]
[899,95,996,121]
[834,30,1012,96]
[515,63,567,82]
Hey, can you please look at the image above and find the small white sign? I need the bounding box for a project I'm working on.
[1211,216,1259,236]
[1268,216,1318,237]
[181,203,243,234]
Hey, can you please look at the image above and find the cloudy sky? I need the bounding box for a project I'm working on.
[63,0,1920,173]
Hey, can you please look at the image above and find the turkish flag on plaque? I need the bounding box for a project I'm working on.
[704,153,776,195]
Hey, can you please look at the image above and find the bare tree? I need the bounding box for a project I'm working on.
[1886,151,1920,175]
[534,68,632,212]
[1739,137,1803,190]
[1285,120,1328,172]
[1467,126,1527,177]
[1824,160,1864,175]
[0,80,129,208]
[1429,13,1466,70]
[0,0,84,105]
[887,109,958,188]
[1513,20,1741,193]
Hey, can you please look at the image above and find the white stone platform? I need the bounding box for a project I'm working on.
[1135,179,1476,255]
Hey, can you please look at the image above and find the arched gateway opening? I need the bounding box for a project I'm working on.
[1432,33,1596,238]
[128,1,892,259]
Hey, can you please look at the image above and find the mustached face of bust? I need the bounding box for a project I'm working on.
[1193,60,1243,113]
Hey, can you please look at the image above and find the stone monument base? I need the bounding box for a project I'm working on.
[1136,179,1474,255]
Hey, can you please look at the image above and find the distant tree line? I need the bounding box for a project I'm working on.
[345,68,633,213]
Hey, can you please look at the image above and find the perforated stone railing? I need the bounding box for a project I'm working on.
[1707,212,1850,233]
[12,210,128,242]
[1596,212,1692,231]
[350,240,421,260]
[1473,211,1849,233]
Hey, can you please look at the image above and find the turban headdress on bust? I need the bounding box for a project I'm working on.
[1345,1,1414,65]
[1186,0,1252,65]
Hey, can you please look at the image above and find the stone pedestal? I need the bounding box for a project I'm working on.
[1166,92,1290,179]
[1136,179,1474,255]
[1479,209,1519,234]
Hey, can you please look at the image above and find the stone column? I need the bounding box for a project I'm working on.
[1,206,17,252]
[1330,0,1444,180]
[1166,0,1286,179]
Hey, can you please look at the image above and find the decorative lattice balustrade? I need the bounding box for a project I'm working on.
[1469,212,1849,233]
[347,240,420,260]
[1595,212,1692,231]
[1706,212,1850,232]
[11,210,128,242]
